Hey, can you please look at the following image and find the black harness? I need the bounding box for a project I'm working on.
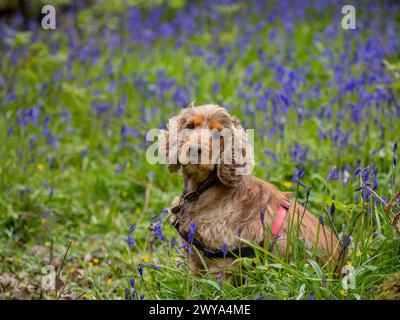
[169,174,265,259]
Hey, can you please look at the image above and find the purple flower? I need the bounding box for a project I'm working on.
[330,202,335,216]
[129,224,136,233]
[7,125,14,137]
[394,141,398,153]
[212,82,220,94]
[342,234,351,251]
[138,264,143,278]
[188,221,197,243]
[221,243,228,257]
[115,94,127,116]
[306,187,312,198]
[138,263,160,279]
[125,288,131,300]
[29,135,38,149]
[153,224,165,242]
[355,166,377,202]
[170,237,177,247]
[237,226,243,237]
[327,166,339,182]
[180,241,193,255]
[139,294,144,300]
[217,273,223,287]
[264,149,279,162]
[130,278,135,288]
[44,211,52,220]
[319,216,324,225]
[290,144,309,165]
[126,235,135,248]
[121,124,141,138]
[294,167,305,187]
[260,209,265,224]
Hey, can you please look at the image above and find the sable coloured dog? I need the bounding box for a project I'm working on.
[160,104,340,275]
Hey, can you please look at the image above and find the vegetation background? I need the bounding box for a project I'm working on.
[0,0,399,300]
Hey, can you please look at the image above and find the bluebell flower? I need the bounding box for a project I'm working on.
[138,264,143,278]
[129,224,136,233]
[170,237,177,247]
[153,224,165,242]
[121,124,141,138]
[217,273,223,288]
[180,242,193,255]
[138,263,160,279]
[264,149,279,162]
[29,135,38,149]
[126,235,135,248]
[81,149,88,158]
[342,234,351,251]
[330,202,335,216]
[212,82,220,94]
[221,243,228,257]
[293,167,305,187]
[290,144,309,165]
[306,187,312,199]
[125,288,131,300]
[188,221,197,243]
[327,166,339,182]
[44,211,51,220]
[7,125,14,137]
[260,209,265,225]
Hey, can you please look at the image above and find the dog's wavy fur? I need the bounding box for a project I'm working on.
[161,104,340,275]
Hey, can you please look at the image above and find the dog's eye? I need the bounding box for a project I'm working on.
[186,123,194,129]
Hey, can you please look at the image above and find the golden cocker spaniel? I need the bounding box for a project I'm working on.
[160,104,340,275]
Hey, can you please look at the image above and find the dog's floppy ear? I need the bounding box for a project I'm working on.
[159,117,181,173]
[217,115,254,187]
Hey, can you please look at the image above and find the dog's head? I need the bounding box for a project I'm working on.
[160,104,254,187]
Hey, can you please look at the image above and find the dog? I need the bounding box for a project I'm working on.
[160,104,340,275]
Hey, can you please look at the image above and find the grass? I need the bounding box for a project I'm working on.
[0,0,400,300]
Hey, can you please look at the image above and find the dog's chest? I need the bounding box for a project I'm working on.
[178,192,240,249]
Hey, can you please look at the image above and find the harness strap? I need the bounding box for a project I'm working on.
[172,220,262,259]
[172,200,290,259]
[270,200,290,240]
[170,173,219,215]
[182,174,219,202]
